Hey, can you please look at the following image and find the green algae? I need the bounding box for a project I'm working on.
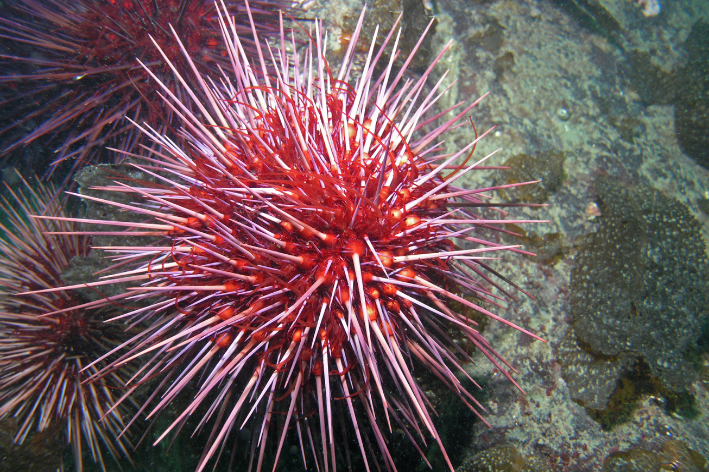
[501,224,566,266]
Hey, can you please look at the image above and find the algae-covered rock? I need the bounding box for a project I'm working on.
[603,439,709,472]
[497,151,566,204]
[603,448,658,472]
[526,232,566,265]
[463,14,506,54]
[558,331,634,411]
[570,176,709,392]
[501,225,566,265]
[625,51,675,107]
[698,198,709,216]
[0,417,63,472]
[341,0,436,73]
[456,444,551,472]
[624,21,709,169]
[60,163,163,300]
[553,0,623,41]
[675,20,709,169]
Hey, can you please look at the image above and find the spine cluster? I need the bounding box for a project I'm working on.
[2,2,546,471]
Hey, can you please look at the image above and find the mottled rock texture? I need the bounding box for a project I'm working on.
[570,176,709,392]
[497,151,566,204]
[456,444,552,472]
[61,163,162,300]
[675,20,709,169]
[558,331,634,410]
[603,439,708,472]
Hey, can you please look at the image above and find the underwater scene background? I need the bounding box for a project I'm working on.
[0,0,708,470]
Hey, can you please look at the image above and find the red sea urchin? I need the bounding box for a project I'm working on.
[0,0,290,177]
[0,176,132,471]
[27,3,547,470]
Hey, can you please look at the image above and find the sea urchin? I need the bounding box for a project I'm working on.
[0,0,290,177]
[0,174,132,471]
[26,3,547,471]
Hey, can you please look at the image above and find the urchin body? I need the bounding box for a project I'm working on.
[27,3,546,471]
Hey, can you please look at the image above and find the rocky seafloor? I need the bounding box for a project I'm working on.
[293,0,709,469]
[342,0,709,470]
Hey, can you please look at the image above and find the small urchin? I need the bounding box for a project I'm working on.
[28,3,548,471]
[0,174,133,471]
[0,0,291,177]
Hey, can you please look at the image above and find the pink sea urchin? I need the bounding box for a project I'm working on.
[0,0,290,177]
[0,175,132,471]
[27,2,547,470]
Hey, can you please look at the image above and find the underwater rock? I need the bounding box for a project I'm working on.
[341,0,436,73]
[497,151,566,204]
[603,439,709,472]
[493,51,515,81]
[61,250,123,301]
[553,0,623,41]
[464,14,506,54]
[0,417,63,472]
[73,163,164,247]
[675,20,709,169]
[697,198,709,216]
[558,331,634,411]
[570,176,709,392]
[562,336,700,427]
[400,0,437,72]
[553,0,661,44]
[526,232,566,266]
[501,225,566,266]
[59,163,163,300]
[625,20,709,169]
[456,444,551,472]
[625,51,675,107]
